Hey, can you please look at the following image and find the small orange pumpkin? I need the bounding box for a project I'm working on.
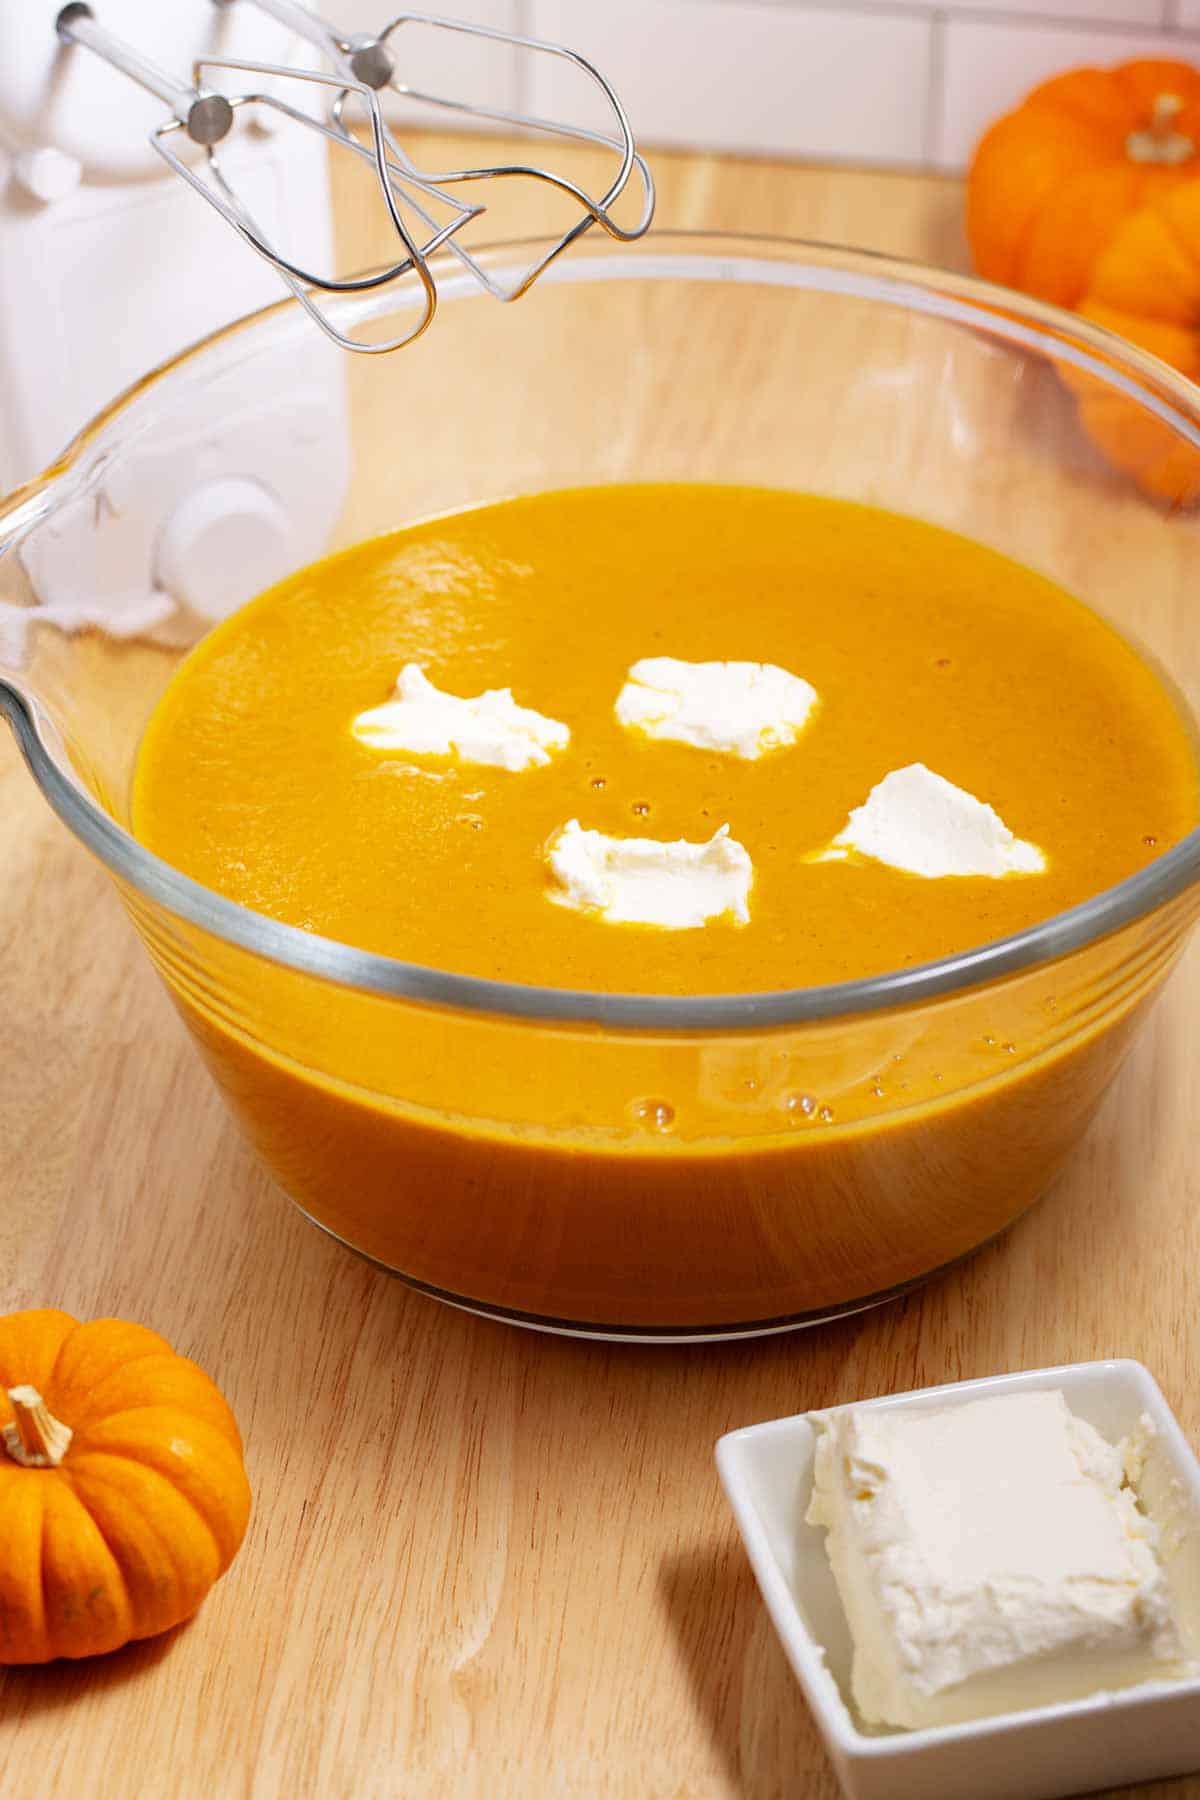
[1065,181,1200,504]
[0,1309,251,1663]
[967,60,1200,310]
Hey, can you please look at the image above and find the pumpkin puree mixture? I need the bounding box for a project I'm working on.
[134,485,1195,988]
[129,486,1199,1328]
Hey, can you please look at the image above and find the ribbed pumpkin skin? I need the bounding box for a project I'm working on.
[967,61,1200,309]
[0,1309,251,1663]
[1068,181,1200,504]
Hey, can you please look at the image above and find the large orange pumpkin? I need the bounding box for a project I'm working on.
[0,1308,251,1663]
[968,60,1200,310]
[1065,180,1200,504]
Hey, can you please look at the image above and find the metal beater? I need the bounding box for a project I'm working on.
[53,0,656,354]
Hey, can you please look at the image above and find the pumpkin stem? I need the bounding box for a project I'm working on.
[1127,93,1194,166]
[2,1385,73,1468]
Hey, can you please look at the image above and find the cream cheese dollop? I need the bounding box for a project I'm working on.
[352,664,569,771]
[818,762,1045,877]
[614,657,818,760]
[806,1390,1194,1731]
[545,820,753,929]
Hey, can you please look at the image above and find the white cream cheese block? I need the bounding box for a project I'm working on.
[806,1390,1195,1731]
[545,820,753,929]
[818,762,1045,877]
[614,657,818,760]
[352,664,570,771]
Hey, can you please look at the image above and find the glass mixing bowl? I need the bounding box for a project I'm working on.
[3,232,1200,1341]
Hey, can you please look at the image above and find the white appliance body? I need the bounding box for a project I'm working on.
[0,2,351,646]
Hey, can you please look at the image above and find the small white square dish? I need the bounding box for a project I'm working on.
[716,1361,1200,1800]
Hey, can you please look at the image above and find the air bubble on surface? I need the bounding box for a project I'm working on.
[631,1097,675,1132]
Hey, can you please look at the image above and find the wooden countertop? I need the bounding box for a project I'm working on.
[3,139,1199,1800]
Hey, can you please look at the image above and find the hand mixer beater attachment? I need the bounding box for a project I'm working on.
[54,0,655,354]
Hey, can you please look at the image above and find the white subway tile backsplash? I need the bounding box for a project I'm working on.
[333,0,1200,173]
[936,16,1200,168]
[527,0,934,164]
[920,0,1166,19]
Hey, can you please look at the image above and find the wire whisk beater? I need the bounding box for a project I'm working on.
[55,0,655,353]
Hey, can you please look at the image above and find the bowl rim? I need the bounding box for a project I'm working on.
[2,227,1199,1031]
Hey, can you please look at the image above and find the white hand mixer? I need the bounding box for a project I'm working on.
[0,2,653,643]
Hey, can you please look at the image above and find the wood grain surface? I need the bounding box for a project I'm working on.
[3,136,1199,1799]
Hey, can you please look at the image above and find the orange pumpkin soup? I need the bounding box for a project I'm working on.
[129,485,1199,1329]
